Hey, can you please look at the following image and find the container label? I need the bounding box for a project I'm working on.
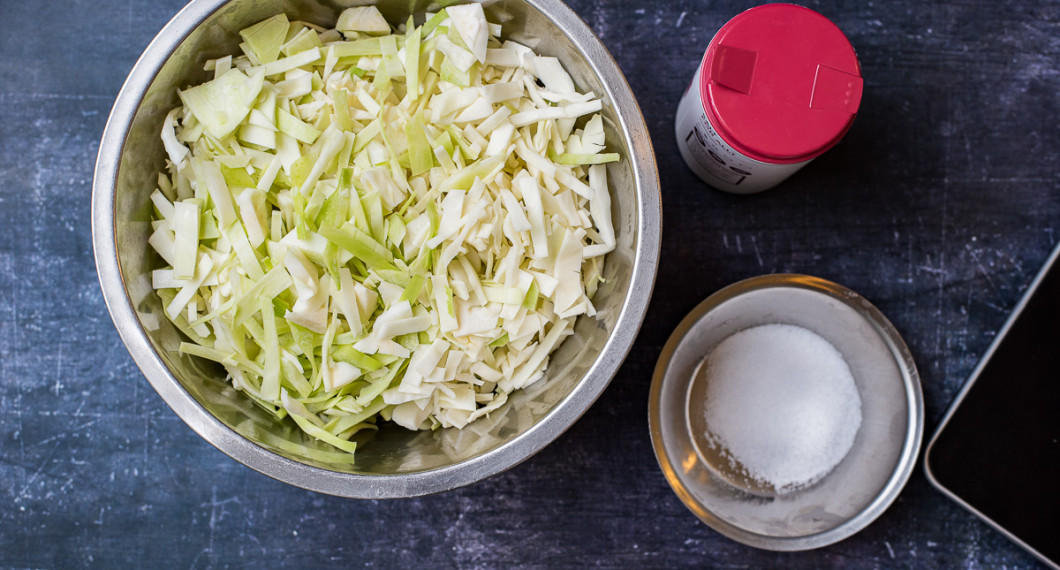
[675,65,811,194]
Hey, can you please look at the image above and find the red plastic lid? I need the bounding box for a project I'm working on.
[700,4,863,164]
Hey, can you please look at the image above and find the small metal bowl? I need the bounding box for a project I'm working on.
[649,274,923,550]
[92,0,660,498]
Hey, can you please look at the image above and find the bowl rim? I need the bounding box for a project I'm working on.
[92,0,661,498]
[648,274,924,550]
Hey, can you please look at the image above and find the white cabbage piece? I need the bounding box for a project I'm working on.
[336,6,390,35]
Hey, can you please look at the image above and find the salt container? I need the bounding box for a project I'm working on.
[675,4,863,193]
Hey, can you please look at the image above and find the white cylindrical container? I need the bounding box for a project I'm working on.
[676,4,863,194]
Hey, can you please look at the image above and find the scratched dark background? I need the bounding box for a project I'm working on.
[1,0,1057,567]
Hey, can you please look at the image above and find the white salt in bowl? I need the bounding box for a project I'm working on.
[648,274,923,551]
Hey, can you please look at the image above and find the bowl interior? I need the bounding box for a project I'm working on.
[651,275,922,550]
[104,0,652,491]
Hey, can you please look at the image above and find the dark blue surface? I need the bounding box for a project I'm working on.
[1,0,1057,567]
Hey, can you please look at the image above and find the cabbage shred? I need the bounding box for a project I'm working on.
[149,5,619,454]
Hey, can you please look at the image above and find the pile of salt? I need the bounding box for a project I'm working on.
[702,323,862,492]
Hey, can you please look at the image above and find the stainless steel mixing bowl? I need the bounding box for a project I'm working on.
[650,275,923,550]
[92,0,660,498]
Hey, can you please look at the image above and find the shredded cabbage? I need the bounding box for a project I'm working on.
[150,7,619,455]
